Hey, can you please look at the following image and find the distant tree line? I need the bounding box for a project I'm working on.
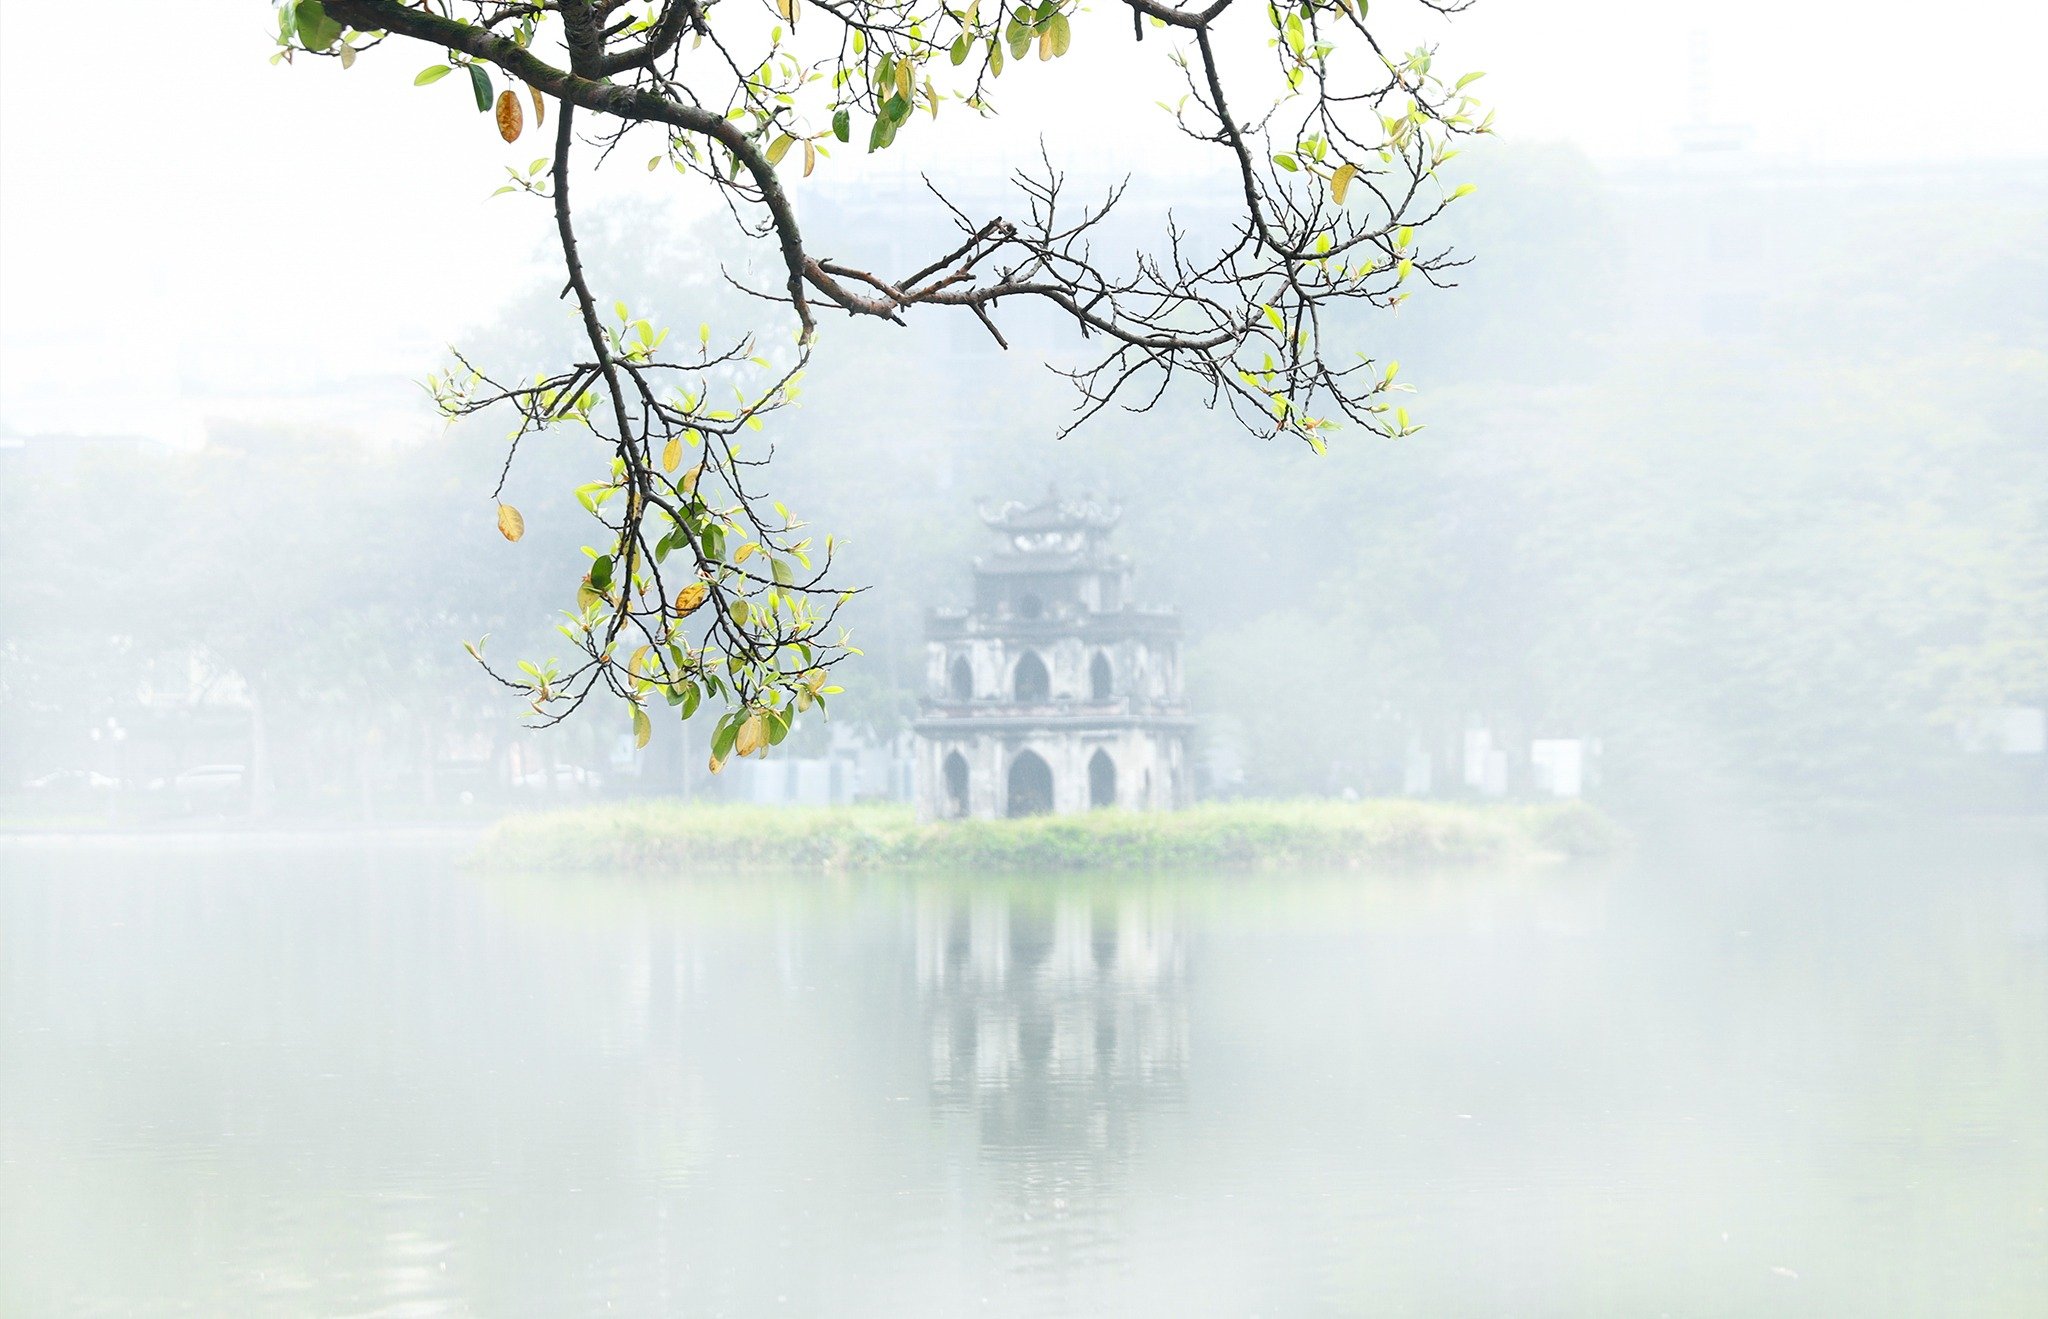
[5,146,2041,818]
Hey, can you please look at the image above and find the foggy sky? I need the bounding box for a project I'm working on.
[2,0,2043,450]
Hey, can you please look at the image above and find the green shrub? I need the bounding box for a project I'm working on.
[475,798,1623,874]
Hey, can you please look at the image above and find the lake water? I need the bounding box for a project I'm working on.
[2,830,2044,1316]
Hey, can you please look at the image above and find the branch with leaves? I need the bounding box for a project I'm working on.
[273,0,1488,765]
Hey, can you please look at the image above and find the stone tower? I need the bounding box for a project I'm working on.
[913,490,1191,820]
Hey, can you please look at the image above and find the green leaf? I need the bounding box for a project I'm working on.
[1451,182,1477,199]
[295,0,343,51]
[415,64,454,85]
[832,108,851,142]
[468,63,492,112]
[711,713,740,760]
[590,554,614,591]
[766,133,794,166]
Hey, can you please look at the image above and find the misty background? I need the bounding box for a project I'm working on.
[2,3,2044,823]
[4,7,2046,1313]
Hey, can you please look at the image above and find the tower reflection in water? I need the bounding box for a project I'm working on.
[913,885,1189,1258]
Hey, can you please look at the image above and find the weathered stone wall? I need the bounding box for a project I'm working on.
[914,722,1187,821]
[924,635,1181,710]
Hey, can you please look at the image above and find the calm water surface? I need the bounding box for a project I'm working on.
[2,830,2044,1315]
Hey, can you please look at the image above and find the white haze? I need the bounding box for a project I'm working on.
[1,0,2043,448]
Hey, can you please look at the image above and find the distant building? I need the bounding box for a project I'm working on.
[1529,739,1587,798]
[913,491,1191,820]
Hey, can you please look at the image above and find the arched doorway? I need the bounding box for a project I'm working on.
[1088,748,1117,809]
[949,654,973,701]
[1089,651,1113,701]
[1006,750,1054,817]
[1013,651,1049,702]
[943,750,971,818]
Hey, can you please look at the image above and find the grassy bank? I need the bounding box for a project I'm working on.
[474,799,1622,874]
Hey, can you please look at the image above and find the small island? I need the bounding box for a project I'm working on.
[473,798,1620,874]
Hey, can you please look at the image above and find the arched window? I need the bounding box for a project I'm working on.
[944,750,971,818]
[1006,750,1054,817]
[1088,748,1117,809]
[949,654,973,701]
[1089,651,1113,702]
[1013,651,1050,702]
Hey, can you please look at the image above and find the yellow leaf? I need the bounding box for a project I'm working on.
[674,582,710,616]
[708,752,726,775]
[496,503,525,541]
[632,705,651,749]
[629,644,652,674]
[803,139,817,177]
[897,57,913,102]
[1048,13,1071,56]
[1330,162,1356,205]
[530,85,545,128]
[495,89,523,143]
[734,712,767,757]
[663,437,682,472]
[766,133,794,166]
[683,463,703,494]
[1038,28,1052,60]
